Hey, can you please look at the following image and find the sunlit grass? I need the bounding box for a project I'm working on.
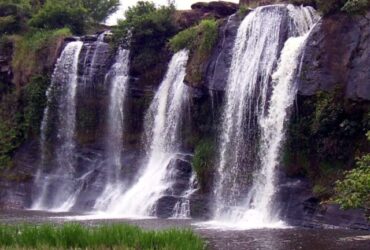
[0,223,205,250]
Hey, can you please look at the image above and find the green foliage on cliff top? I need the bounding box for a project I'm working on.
[0,223,205,250]
[11,28,71,87]
[169,19,218,87]
[113,1,177,84]
[169,19,218,54]
[28,0,87,34]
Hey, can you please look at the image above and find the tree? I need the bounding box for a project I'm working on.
[28,0,86,34]
[81,0,119,23]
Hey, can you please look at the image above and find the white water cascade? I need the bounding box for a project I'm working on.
[94,48,130,210]
[212,5,318,228]
[32,41,83,211]
[103,49,190,217]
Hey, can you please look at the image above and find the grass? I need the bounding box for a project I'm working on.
[0,223,205,250]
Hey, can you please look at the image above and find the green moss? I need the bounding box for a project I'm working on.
[23,75,49,136]
[192,139,215,191]
[0,92,22,169]
[168,26,197,52]
[285,89,370,202]
[0,74,49,169]
[169,19,218,87]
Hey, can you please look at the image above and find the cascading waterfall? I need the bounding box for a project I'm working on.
[32,41,83,211]
[103,49,190,217]
[94,48,130,210]
[213,5,318,228]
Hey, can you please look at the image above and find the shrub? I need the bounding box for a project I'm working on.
[0,1,31,34]
[168,26,197,52]
[29,0,86,34]
[334,152,370,211]
[113,1,177,82]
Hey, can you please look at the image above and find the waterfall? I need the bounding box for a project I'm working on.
[32,41,83,211]
[104,50,190,217]
[213,5,318,228]
[94,48,130,210]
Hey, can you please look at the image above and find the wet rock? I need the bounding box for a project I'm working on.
[205,14,243,91]
[166,158,192,196]
[155,195,180,218]
[275,172,370,230]
[64,36,80,42]
[298,12,370,101]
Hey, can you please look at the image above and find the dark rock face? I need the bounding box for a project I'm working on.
[298,12,370,101]
[205,14,243,91]
[191,1,239,17]
[174,1,239,29]
[0,39,13,94]
[275,172,370,230]
[0,140,38,210]
[239,0,287,6]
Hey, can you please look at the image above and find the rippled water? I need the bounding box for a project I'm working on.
[0,210,369,250]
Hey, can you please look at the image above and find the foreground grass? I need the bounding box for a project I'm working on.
[0,223,205,250]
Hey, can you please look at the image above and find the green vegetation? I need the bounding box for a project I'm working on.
[0,223,205,250]
[11,28,71,86]
[81,0,120,23]
[284,89,370,200]
[193,139,215,191]
[0,0,35,35]
[169,19,218,87]
[335,131,370,213]
[0,75,49,168]
[237,4,252,17]
[169,27,197,52]
[28,0,87,35]
[113,1,177,84]
[289,0,370,15]
[169,19,218,54]
[23,75,49,136]
[0,91,22,168]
